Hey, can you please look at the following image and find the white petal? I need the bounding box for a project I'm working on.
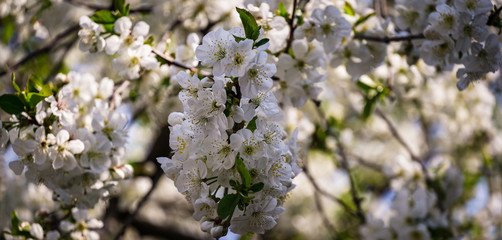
[67,140,85,154]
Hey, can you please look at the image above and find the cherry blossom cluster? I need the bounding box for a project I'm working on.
[79,16,159,79]
[274,5,351,107]
[157,23,301,237]
[2,72,132,209]
[6,208,103,240]
[416,0,502,90]
[360,186,441,240]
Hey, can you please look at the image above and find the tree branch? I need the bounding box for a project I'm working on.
[63,0,152,13]
[353,33,425,43]
[313,191,338,238]
[113,125,172,240]
[303,166,359,218]
[0,24,80,77]
[284,0,298,53]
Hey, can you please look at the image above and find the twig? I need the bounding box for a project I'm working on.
[313,101,366,223]
[109,80,130,111]
[487,6,502,25]
[374,108,423,166]
[113,125,172,240]
[349,154,383,173]
[329,129,366,224]
[284,0,298,53]
[0,25,80,77]
[353,33,425,43]
[63,0,152,13]
[152,48,212,78]
[45,36,78,83]
[303,166,359,218]
[313,191,338,238]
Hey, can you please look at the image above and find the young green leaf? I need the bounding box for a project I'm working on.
[353,12,375,29]
[246,116,258,132]
[217,193,239,219]
[249,182,264,193]
[277,2,289,19]
[253,38,269,49]
[90,10,118,24]
[11,73,20,92]
[10,211,20,234]
[233,35,246,43]
[343,2,355,16]
[236,8,259,40]
[27,75,43,93]
[236,156,251,188]
[114,0,126,15]
[0,94,25,114]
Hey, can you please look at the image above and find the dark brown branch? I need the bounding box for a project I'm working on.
[312,101,366,223]
[63,0,152,13]
[375,108,423,166]
[152,48,213,78]
[0,24,80,77]
[487,6,502,25]
[330,129,366,224]
[313,191,338,238]
[284,0,298,53]
[113,125,172,240]
[303,166,359,218]
[353,33,425,43]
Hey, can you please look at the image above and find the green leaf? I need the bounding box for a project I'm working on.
[362,97,376,120]
[229,179,238,188]
[236,8,260,40]
[428,226,453,239]
[11,211,20,233]
[246,116,258,132]
[343,2,355,16]
[251,26,262,41]
[27,75,43,93]
[353,12,375,29]
[217,194,239,219]
[90,10,117,24]
[277,2,289,19]
[249,182,264,193]
[26,93,49,108]
[114,0,126,15]
[11,73,20,92]
[233,35,246,42]
[144,36,154,46]
[124,4,130,16]
[236,156,251,188]
[1,15,16,44]
[253,38,269,49]
[0,94,25,114]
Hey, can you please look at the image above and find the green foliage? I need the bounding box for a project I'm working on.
[1,15,16,44]
[487,5,502,33]
[353,12,375,30]
[249,182,264,193]
[236,156,252,188]
[0,73,53,115]
[114,0,130,16]
[276,2,289,19]
[356,78,389,120]
[343,2,355,16]
[217,193,240,219]
[3,211,33,238]
[236,8,262,41]
[428,226,454,239]
[246,116,258,132]
[216,155,266,221]
[253,38,270,49]
[90,0,130,34]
